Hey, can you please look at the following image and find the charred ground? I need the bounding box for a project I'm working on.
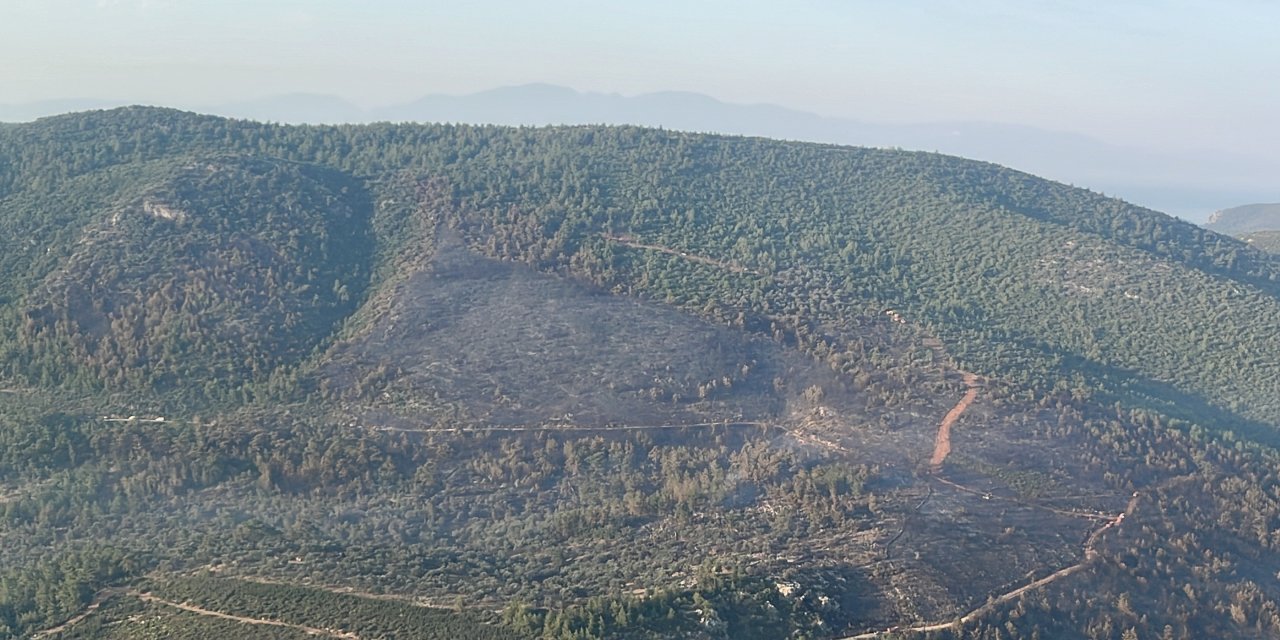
[0,109,1279,639]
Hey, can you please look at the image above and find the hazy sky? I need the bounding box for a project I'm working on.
[1,0,1277,157]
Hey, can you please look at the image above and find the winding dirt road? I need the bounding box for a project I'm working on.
[132,592,362,639]
[842,491,1142,639]
[841,331,1142,638]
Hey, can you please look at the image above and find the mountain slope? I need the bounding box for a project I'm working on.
[3,108,1280,639]
[1206,202,1280,234]
[2,154,373,401]
[1,109,1278,425]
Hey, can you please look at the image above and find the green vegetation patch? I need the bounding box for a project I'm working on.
[947,453,1061,499]
[148,575,515,640]
[55,597,313,640]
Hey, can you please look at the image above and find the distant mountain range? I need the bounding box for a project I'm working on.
[3,84,1275,220]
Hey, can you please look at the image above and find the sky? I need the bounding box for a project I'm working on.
[1,1,1277,179]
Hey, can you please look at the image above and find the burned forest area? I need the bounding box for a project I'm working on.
[1,109,1279,639]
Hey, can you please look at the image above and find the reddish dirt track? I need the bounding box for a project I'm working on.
[929,371,980,471]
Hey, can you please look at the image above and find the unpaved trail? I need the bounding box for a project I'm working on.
[885,486,934,559]
[851,330,1132,638]
[132,592,361,639]
[791,430,855,455]
[229,575,487,611]
[601,234,764,276]
[930,475,1111,521]
[369,420,767,434]
[32,590,119,638]
[31,603,101,638]
[840,491,1142,639]
[928,371,980,472]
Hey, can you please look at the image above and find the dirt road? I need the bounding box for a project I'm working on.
[840,491,1142,638]
[369,420,767,434]
[930,475,1111,522]
[928,371,980,472]
[32,591,117,638]
[601,234,763,276]
[133,592,361,639]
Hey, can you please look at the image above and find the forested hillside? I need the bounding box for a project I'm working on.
[2,156,371,402]
[2,108,1276,424]
[2,108,1280,639]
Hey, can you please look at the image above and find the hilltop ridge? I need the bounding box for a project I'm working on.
[2,107,1276,426]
